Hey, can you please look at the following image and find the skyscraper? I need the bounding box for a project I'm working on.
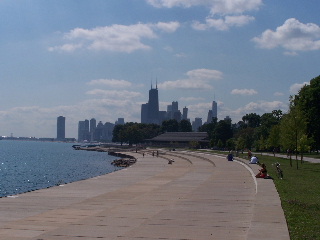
[212,101,217,119]
[141,83,160,124]
[141,103,149,124]
[147,84,159,124]
[192,118,203,132]
[57,116,65,140]
[78,119,89,142]
[182,106,188,120]
[172,101,178,112]
[207,110,213,123]
[115,118,125,125]
[90,118,96,142]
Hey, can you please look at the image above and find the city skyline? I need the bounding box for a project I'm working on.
[1,1,319,138]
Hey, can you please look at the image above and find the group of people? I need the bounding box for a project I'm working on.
[249,154,268,178]
[226,150,268,178]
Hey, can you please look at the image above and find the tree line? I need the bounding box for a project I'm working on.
[112,119,192,146]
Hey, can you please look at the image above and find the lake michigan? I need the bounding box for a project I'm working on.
[0,140,122,197]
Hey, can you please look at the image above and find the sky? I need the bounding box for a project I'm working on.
[0,0,319,138]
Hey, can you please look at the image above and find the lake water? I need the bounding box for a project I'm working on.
[0,140,122,197]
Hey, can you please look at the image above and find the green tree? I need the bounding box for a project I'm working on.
[256,111,282,141]
[226,138,236,150]
[112,123,161,145]
[298,134,313,162]
[217,139,224,149]
[140,123,161,140]
[126,124,143,146]
[234,127,255,150]
[198,117,217,139]
[256,135,267,151]
[112,124,126,145]
[179,119,192,132]
[267,125,281,152]
[161,119,179,132]
[242,113,261,128]
[213,120,233,147]
[293,75,320,151]
[236,136,245,151]
[280,104,307,169]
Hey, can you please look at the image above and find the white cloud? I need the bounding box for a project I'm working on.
[252,18,320,52]
[231,88,258,95]
[155,21,180,32]
[233,101,288,119]
[146,0,262,15]
[86,90,142,99]
[159,68,223,90]
[193,15,255,31]
[48,43,82,52]
[148,0,260,31]
[49,22,180,53]
[186,68,223,80]
[274,92,284,96]
[159,79,214,90]
[87,79,132,88]
[289,82,309,94]
[179,97,205,102]
[175,52,187,58]
[283,51,298,56]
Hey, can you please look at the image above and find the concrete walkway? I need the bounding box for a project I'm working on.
[0,150,290,240]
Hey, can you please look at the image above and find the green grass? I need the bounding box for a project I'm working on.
[236,153,320,240]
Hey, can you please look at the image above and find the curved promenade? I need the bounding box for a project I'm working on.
[0,150,289,240]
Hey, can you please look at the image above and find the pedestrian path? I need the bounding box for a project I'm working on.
[0,150,289,240]
[251,152,320,164]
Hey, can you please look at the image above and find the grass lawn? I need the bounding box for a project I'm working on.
[237,153,320,240]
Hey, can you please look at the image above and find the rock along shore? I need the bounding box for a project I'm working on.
[74,145,138,168]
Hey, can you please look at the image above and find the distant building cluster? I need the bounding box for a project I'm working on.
[77,117,124,142]
[141,83,190,125]
[141,84,221,131]
[56,84,227,142]
[55,116,125,143]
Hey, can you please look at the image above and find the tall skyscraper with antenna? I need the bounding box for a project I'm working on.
[207,100,218,123]
[212,101,217,118]
[141,82,160,124]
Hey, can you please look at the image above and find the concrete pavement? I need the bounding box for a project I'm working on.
[0,150,290,240]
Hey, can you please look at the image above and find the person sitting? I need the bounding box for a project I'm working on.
[227,153,233,161]
[256,163,268,178]
[249,155,259,164]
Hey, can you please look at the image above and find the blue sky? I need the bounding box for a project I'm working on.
[1,0,319,138]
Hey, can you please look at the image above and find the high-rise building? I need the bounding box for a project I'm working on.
[192,118,203,132]
[147,84,159,124]
[224,116,232,123]
[141,83,160,124]
[141,103,149,124]
[172,101,178,112]
[90,118,96,141]
[212,101,217,119]
[57,116,65,140]
[78,119,90,142]
[207,101,218,123]
[182,106,188,120]
[207,110,213,123]
[115,118,125,125]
